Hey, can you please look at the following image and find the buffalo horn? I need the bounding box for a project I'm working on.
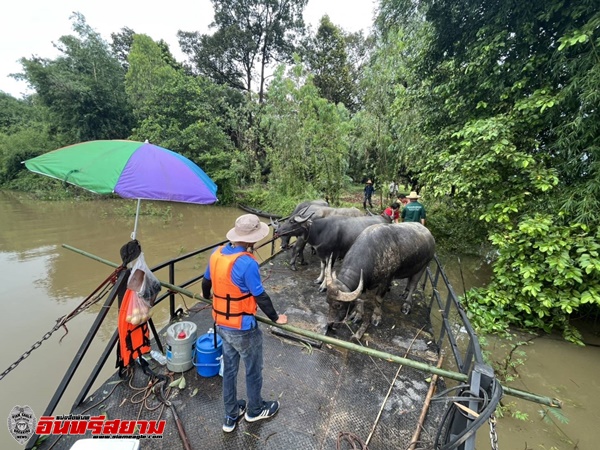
[294,214,310,223]
[296,206,309,216]
[270,217,279,232]
[332,270,363,302]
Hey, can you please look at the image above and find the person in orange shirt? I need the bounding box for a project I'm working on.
[202,214,288,432]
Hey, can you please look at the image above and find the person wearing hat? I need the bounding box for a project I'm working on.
[401,191,426,225]
[201,214,288,432]
[363,179,375,209]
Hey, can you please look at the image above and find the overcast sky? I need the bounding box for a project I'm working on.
[0,0,376,98]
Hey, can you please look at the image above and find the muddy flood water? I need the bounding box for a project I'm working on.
[1,191,599,449]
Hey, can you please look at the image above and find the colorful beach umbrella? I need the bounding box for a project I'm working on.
[24,140,218,238]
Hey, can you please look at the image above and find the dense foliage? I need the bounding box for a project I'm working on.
[373,0,600,342]
[1,1,599,341]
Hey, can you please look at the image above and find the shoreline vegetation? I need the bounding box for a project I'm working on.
[2,1,599,347]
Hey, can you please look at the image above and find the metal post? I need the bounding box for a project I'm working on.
[25,269,128,450]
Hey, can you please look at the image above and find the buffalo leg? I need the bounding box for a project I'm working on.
[352,319,370,341]
[317,256,335,292]
[315,257,326,284]
[297,236,309,265]
[347,298,364,324]
[401,267,426,314]
[289,235,308,270]
[289,235,306,270]
[372,294,384,327]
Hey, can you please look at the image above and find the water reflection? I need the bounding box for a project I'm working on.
[0,191,246,449]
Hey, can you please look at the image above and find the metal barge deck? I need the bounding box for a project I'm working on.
[33,243,499,450]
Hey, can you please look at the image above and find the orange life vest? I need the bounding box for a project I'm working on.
[117,288,151,367]
[210,246,258,329]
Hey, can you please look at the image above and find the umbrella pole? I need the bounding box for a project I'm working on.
[132,199,142,240]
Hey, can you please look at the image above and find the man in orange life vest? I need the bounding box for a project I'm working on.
[202,214,288,432]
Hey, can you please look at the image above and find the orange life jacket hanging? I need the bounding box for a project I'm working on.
[117,288,151,368]
[210,247,258,329]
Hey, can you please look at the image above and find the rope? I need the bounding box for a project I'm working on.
[344,322,391,384]
[337,431,370,450]
[431,379,503,450]
[0,267,121,381]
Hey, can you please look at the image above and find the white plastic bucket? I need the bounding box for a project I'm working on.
[165,321,197,372]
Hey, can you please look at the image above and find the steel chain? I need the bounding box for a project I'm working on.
[0,323,63,381]
[0,280,113,381]
[489,413,499,450]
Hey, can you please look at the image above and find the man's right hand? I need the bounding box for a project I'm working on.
[275,314,288,324]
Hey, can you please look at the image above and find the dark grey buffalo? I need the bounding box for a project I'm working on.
[326,222,435,339]
[277,200,329,250]
[274,206,364,270]
[290,215,392,288]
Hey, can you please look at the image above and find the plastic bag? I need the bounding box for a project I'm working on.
[127,252,162,307]
[125,289,152,325]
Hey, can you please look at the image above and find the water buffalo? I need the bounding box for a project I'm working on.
[274,206,364,269]
[288,215,392,287]
[276,200,329,250]
[326,222,435,340]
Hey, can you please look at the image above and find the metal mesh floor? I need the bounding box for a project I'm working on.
[40,249,447,450]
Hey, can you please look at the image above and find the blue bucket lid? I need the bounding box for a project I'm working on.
[197,332,222,350]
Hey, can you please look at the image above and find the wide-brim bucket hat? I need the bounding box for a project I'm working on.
[407,191,421,199]
[226,214,269,243]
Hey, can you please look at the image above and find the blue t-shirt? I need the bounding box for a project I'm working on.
[204,244,264,330]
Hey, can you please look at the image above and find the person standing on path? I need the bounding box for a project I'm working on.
[202,214,288,432]
[363,179,375,209]
[401,191,426,225]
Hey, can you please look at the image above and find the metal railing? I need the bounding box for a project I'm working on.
[27,237,497,450]
[423,255,501,450]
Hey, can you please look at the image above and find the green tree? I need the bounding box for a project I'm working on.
[127,60,245,203]
[0,92,34,132]
[110,27,136,70]
[262,63,350,203]
[303,16,357,110]
[371,0,600,338]
[0,94,64,187]
[125,34,181,121]
[178,0,307,102]
[17,13,133,141]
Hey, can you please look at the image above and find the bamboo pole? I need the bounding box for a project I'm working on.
[62,244,562,409]
[408,356,444,450]
[365,326,427,447]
